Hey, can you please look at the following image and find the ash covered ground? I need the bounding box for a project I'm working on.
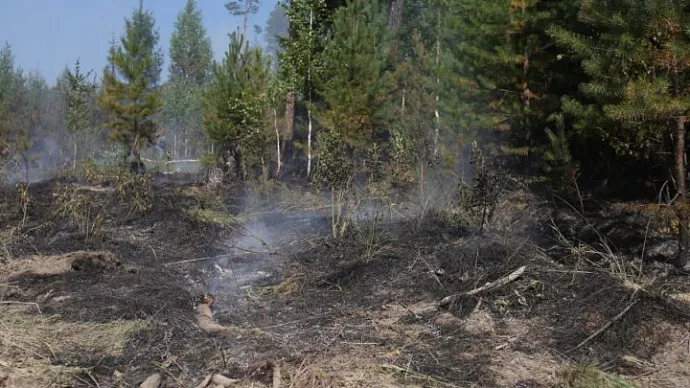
[1,173,690,388]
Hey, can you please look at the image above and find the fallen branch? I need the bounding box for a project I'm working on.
[569,299,639,352]
[165,247,279,267]
[439,265,526,307]
[0,301,42,316]
[164,254,230,267]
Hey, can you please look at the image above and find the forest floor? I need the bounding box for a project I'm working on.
[1,174,690,388]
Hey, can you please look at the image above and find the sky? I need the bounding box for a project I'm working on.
[0,0,279,85]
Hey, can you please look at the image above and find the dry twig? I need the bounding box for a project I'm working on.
[0,301,42,316]
[439,265,526,307]
[569,299,639,352]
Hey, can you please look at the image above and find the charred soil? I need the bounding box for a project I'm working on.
[1,178,689,387]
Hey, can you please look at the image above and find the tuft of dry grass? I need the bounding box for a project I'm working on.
[187,206,236,226]
[52,183,107,242]
[558,365,640,388]
[0,305,147,387]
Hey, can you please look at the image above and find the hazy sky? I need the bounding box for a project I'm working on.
[0,0,278,85]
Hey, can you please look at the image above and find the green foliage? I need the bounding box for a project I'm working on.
[314,128,352,190]
[52,183,105,241]
[0,43,27,159]
[204,33,272,179]
[444,0,582,172]
[459,141,507,234]
[161,0,213,158]
[130,1,164,86]
[278,0,330,97]
[549,0,690,159]
[225,0,261,40]
[168,0,213,85]
[61,60,97,135]
[317,0,392,149]
[389,32,439,183]
[96,2,164,169]
[225,0,261,19]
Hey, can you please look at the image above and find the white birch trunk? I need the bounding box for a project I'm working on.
[306,7,314,178]
[73,140,77,171]
[307,108,313,177]
[274,107,282,175]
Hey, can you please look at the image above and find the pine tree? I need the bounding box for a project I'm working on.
[162,0,213,158]
[549,0,690,267]
[317,0,392,151]
[204,33,271,180]
[0,42,30,167]
[225,0,262,47]
[96,1,164,172]
[389,32,438,183]
[61,60,97,169]
[169,0,213,84]
[0,42,18,159]
[445,0,581,173]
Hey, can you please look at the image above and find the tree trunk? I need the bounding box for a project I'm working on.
[73,139,78,171]
[233,144,243,180]
[282,0,296,172]
[242,0,249,51]
[523,50,532,176]
[307,108,313,177]
[274,107,282,175]
[283,91,296,168]
[387,0,404,58]
[675,116,689,268]
[433,7,441,159]
[387,0,404,29]
[131,140,145,174]
[307,7,314,179]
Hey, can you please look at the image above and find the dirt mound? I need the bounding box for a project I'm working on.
[0,251,120,280]
[68,251,120,272]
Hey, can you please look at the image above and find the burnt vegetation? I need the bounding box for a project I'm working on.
[2,0,690,387]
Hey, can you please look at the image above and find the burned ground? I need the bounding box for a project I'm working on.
[1,177,690,387]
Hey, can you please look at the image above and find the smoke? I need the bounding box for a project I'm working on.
[203,209,331,308]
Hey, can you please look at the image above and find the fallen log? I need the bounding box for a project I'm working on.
[439,265,527,307]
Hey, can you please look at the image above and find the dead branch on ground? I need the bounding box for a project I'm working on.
[439,265,526,307]
[569,299,639,352]
[0,301,42,316]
